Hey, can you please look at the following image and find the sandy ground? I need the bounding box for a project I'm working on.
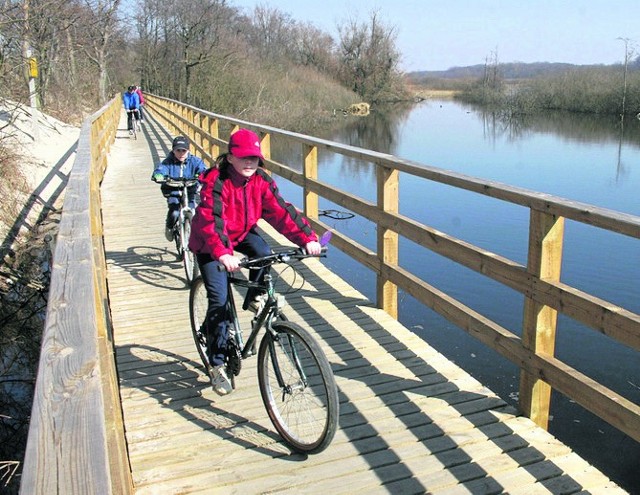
[0,100,80,249]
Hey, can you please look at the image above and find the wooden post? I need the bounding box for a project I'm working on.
[201,115,210,165]
[303,144,318,219]
[261,132,271,161]
[209,118,219,159]
[187,108,194,143]
[194,112,202,159]
[377,164,399,319]
[519,209,565,429]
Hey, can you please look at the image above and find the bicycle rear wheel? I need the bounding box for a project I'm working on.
[257,321,339,454]
[181,216,198,283]
[189,275,209,371]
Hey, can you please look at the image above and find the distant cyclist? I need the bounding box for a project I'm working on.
[122,85,140,134]
[152,136,207,241]
[134,85,145,123]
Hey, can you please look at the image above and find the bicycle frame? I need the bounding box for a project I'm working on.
[175,188,192,252]
[157,176,199,282]
[225,237,331,359]
[225,273,278,358]
[190,232,338,454]
[225,253,324,388]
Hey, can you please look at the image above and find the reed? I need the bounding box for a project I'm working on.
[459,66,640,115]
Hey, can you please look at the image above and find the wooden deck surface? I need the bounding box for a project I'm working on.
[101,111,626,494]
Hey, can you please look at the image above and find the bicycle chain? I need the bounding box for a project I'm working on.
[226,338,242,376]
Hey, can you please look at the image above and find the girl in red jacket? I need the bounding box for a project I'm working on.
[189,128,321,395]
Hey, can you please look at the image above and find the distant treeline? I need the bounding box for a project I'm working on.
[407,61,640,116]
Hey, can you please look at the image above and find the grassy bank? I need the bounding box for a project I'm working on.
[463,67,640,115]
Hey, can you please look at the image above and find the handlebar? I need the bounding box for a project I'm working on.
[152,175,200,188]
[217,246,328,272]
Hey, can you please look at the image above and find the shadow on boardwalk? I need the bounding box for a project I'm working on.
[106,118,622,493]
[115,229,607,493]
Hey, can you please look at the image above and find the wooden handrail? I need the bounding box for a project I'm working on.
[20,97,132,495]
[145,93,640,444]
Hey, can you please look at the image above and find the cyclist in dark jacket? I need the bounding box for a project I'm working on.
[189,128,321,395]
[152,136,207,241]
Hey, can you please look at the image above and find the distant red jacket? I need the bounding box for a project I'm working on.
[189,163,317,260]
[135,88,145,104]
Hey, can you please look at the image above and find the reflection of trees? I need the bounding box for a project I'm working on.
[333,102,414,154]
[269,102,417,180]
[470,103,640,148]
[327,102,416,179]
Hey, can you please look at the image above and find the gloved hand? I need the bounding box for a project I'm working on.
[152,173,164,182]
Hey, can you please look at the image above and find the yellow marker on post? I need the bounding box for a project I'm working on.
[29,57,38,78]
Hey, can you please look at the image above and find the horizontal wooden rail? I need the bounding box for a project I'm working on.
[145,94,640,444]
[20,98,132,495]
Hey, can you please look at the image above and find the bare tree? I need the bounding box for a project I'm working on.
[80,0,122,104]
[245,5,295,61]
[336,10,403,103]
[0,1,30,101]
[291,21,335,72]
[135,0,234,103]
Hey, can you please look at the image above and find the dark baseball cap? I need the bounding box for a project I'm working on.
[172,136,190,150]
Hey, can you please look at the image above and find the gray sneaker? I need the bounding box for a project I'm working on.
[164,227,173,242]
[209,365,232,396]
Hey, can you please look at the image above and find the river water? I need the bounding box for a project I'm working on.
[272,99,640,491]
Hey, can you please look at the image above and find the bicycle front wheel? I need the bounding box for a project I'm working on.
[189,275,209,371]
[182,216,198,283]
[257,321,339,454]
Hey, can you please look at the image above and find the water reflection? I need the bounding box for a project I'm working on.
[468,102,640,146]
[327,102,415,155]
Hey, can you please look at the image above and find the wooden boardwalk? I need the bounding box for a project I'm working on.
[101,112,625,494]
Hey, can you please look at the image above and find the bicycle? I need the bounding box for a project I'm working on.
[127,109,140,139]
[189,232,339,454]
[152,175,200,283]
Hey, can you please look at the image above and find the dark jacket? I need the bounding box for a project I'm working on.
[189,161,317,260]
[152,152,207,202]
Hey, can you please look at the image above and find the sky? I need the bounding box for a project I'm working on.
[231,0,640,72]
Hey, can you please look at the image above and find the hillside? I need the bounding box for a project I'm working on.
[0,101,79,248]
[407,61,623,81]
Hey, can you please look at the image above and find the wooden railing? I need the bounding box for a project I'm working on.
[20,97,133,494]
[146,93,640,443]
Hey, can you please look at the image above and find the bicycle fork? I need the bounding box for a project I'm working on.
[268,331,309,401]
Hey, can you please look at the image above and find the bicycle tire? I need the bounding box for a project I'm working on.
[257,321,339,454]
[189,275,210,371]
[182,216,198,283]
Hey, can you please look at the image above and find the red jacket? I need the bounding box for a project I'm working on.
[135,88,145,104]
[189,164,317,260]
